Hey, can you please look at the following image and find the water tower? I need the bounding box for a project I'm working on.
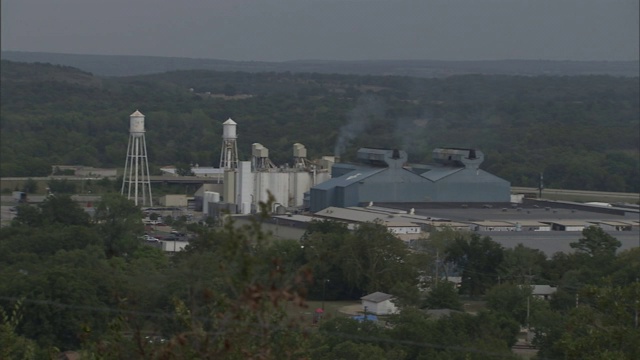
[121,110,153,206]
[219,118,239,169]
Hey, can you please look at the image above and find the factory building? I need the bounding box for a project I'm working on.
[309,147,510,212]
[199,118,331,218]
[231,143,331,214]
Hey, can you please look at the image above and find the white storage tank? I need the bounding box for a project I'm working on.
[203,191,220,215]
[222,118,237,139]
[130,110,145,136]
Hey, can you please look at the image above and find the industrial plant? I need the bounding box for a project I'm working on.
[119,110,515,217]
[202,117,333,217]
[309,147,511,212]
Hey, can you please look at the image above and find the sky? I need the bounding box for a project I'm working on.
[1,0,638,62]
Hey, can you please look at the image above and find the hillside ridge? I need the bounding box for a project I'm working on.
[2,51,638,77]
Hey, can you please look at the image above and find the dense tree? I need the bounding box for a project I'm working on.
[445,234,505,297]
[0,299,40,359]
[340,222,418,295]
[535,282,640,360]
[93,193,144,258]
[484,283,547,326]
[570,225,622,258]
[422,281,463,311]
[174,162,195,176]
[500,244,548,284]
[2,60,638,192]
[300,220,355,300]
[10,194,90,228]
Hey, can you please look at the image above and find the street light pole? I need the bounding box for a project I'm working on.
[322,279,329,310]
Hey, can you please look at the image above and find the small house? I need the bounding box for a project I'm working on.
[531,285,557,300]
[361,292,398,315]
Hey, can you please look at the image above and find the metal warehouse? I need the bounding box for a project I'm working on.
[309,147,510,212]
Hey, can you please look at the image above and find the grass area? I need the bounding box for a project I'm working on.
[285,300,360,328]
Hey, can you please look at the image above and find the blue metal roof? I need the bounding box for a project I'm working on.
[421,167,463,181]
[312,168,386,190]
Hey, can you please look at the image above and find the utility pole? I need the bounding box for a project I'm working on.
[435,249,439,286]
[526,296,530,330]
[538,172,544,199]
[635,277,638,328]
[322,279,329,311]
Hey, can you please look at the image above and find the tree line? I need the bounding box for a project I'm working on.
[1,194,638,359]
[1,60,638,193]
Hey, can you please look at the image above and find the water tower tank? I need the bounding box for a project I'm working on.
[222,118,237,139]
[130,110,145,136]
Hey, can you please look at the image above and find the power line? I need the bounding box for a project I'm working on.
[0,295,548,359]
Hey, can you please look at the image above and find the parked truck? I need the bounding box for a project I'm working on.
[12,191,27,203]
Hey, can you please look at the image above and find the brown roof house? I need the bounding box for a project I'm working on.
[361,292,398,315]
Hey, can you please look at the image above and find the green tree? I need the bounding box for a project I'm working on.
[93,193,144,258]
[0,299,40,359]
[47,179,77,194]
[500,244,547,284]
[11,195,90,228]
[39,194,91,226]
[545,282,640,360]
[485,283,547,326]
[86,203,311,359]
[22,178,38,194]
[422,281,462,310]
[300,220,354,300]
[174,162,194,176]
[445,234,505,297]
[570,225,621,257]
[340,222,418,296]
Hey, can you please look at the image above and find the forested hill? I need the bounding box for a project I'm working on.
[2,50,639,78]
[1,60,638,193]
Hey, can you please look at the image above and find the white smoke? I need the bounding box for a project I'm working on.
[334,95,386,157]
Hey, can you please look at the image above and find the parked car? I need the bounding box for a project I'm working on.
[143,235,160,242]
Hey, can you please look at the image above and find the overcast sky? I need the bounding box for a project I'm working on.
[2,0,638,62]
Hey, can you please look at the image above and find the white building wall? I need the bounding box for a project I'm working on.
[565,225,585,231]
[290,172,313,207]
[161,240,189,252]
[159,194,187,207]
[389,226,421,234]
[270,172,290,206]
[534,226,552,231]
[253,169,331,209]
[362,300,398,315]
[315,171,331,185]
[255,172,289,208]
[237,162,252,214]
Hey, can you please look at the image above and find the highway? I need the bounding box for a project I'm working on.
[1,175,223,184]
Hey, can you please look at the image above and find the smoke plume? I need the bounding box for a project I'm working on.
[334,95,386,157]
